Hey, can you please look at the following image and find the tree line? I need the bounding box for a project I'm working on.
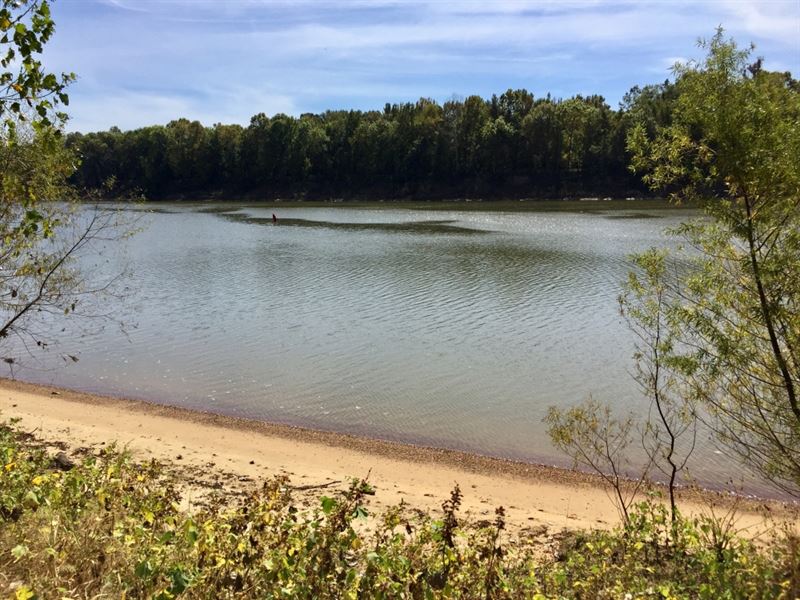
[65,84,681,200]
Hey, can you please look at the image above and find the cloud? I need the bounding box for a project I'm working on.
[718,0,800,43]
[50,0,800,131]
[65,86,297,132]
[97,0,147,12]
[647,56,689,75]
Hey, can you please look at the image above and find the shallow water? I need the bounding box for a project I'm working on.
[7,202,766,495]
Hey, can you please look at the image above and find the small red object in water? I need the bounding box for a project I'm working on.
[272,213,277,223]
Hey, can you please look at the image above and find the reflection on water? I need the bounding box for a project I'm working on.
[6,202,770,496]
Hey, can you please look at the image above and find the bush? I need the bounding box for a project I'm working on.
[1,422,797,599]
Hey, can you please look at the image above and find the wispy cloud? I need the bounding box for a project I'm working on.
[66,86,298,132]
[49,0,799,132]
[719,0,800,41]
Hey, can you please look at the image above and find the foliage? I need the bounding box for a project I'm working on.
[627,29,800,495]
[539,499,800,600]
[546,251,699,530]
[0,0,128,370]
[620,249,697,525]
[1,423,798,598]
[0,0,74,132]
[1,0,75,254]
[544,399,651,525]
[65,90,647,200]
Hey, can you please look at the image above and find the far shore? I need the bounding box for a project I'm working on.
[108,196,687,214]
[0,378,796,536]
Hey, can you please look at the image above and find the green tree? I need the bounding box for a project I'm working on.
[165,118,211,191]
[289,115,327,188]
[628,29,800,495]
[350,112,394,187]
[65,88,655,198]
[456,95,490,179]
[1,0,123,368]
[545,398,651,524]
[207,123,242,189]
[479,116,514,182]
[521,100,563,192]
[620,249,696,526]
[1,0,74,235]
[619,80,678,139]
[0,0,73,131]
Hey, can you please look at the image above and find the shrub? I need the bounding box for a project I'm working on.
[1,422,797,599]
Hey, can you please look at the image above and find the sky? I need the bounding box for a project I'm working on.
[46,0,800,133]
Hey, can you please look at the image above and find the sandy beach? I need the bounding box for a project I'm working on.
[0,378,795,537]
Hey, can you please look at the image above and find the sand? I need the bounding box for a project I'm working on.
[0,378,795,537]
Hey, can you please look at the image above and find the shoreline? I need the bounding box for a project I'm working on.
[112,197,687,214]
[1,377,796,534]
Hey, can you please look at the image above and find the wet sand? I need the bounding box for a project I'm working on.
[0,378,794,537]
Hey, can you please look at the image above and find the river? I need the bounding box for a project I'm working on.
[7,201,763,495]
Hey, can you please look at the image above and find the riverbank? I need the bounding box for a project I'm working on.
[0,378,795,536]
[124,196,681,213]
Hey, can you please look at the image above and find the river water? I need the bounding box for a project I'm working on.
[7,201,763,495]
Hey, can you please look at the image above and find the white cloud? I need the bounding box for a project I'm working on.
[718,0,800,44]
[50,0,799,131]
[650,56,689,74]
[65,86,297,132]
[97,0,149,12]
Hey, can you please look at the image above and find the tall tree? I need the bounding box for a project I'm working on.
[67,88,658,199]
[628,29,800,495]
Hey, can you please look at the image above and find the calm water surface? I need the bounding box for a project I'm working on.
[9,202,760,494]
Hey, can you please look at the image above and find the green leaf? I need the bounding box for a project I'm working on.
[169,567,191,595]
[135,560,153,578]
[24,209,43,223]
[184,521,198,544]
[159,531,176,544]
[23,490,39,508]
[320,496,336,514]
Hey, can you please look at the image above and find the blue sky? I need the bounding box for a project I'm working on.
[48,0,799,132]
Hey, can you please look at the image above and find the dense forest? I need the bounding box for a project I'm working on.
[66,83,681,200]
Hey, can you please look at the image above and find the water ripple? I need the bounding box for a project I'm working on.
[7,203,770,495]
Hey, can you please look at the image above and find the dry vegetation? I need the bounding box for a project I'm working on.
[2,421,799,599]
